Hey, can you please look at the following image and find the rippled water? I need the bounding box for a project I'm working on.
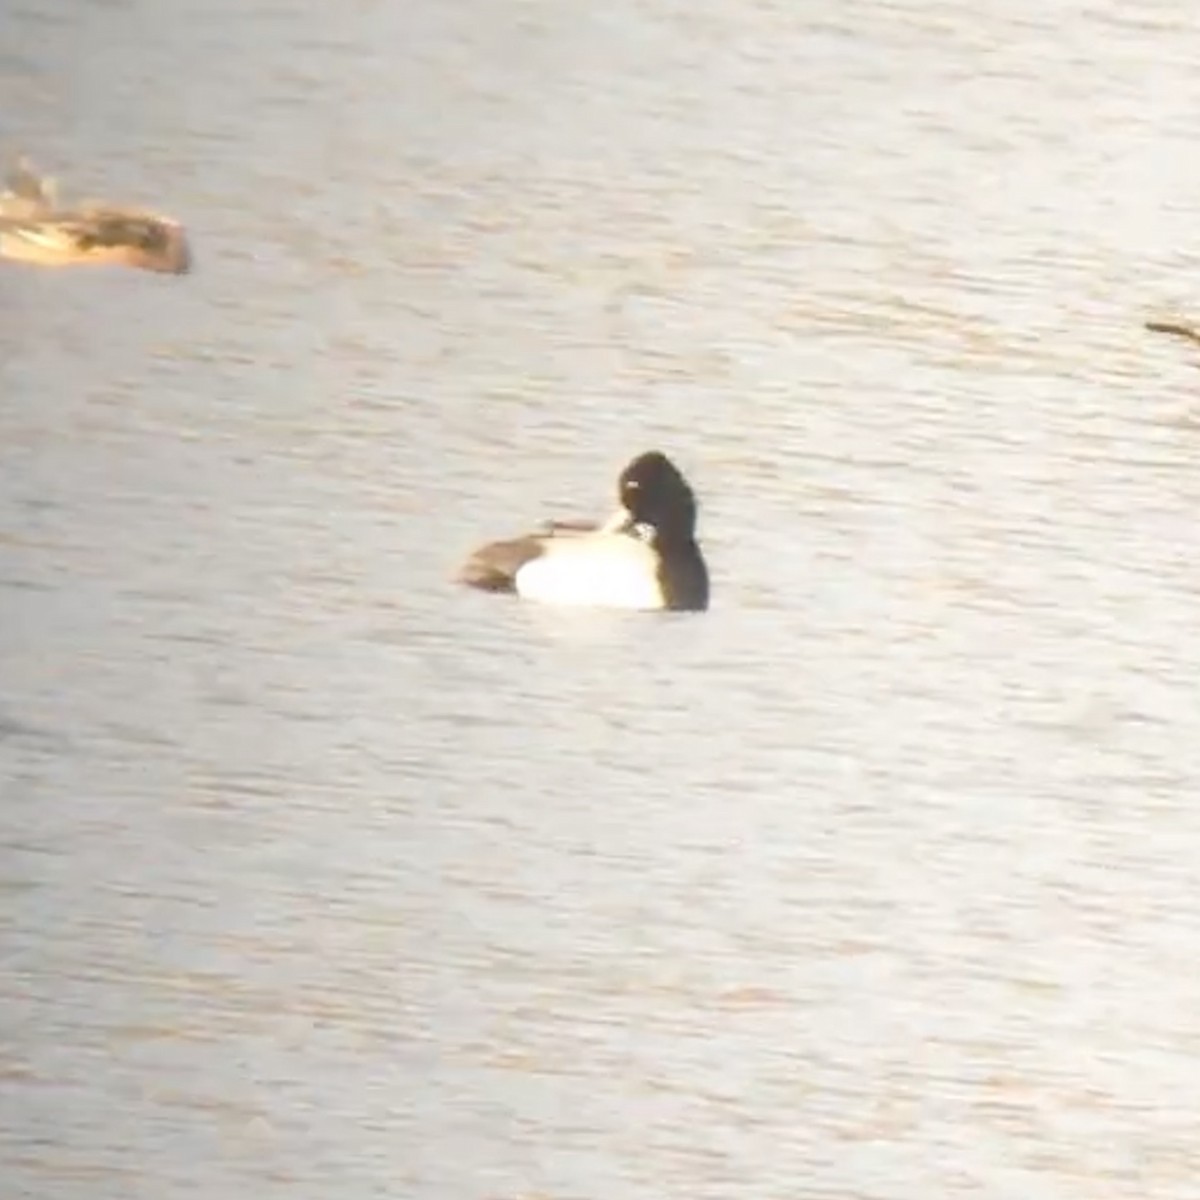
[5,0,1200,1196]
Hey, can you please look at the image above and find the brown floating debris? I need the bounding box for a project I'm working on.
[0,156,190,275]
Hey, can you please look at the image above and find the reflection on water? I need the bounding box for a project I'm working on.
[4,0,1200,1196]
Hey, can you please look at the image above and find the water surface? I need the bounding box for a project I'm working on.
[4,0,1200,1196]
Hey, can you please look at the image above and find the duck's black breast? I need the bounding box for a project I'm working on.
[458,534,547,593]
[657,541,709,611]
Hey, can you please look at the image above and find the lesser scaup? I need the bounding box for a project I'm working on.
[458,450,709,611]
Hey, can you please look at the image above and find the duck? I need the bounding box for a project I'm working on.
[458,450,709,611]
[0,157,190,275]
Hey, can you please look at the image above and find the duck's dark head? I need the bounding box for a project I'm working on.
[617,450,699,543]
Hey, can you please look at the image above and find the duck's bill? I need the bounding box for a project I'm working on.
[597,504,634,534]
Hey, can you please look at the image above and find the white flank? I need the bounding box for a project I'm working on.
[515,535,664,610]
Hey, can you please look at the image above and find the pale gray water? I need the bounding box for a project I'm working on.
[4,0,1200,1196]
